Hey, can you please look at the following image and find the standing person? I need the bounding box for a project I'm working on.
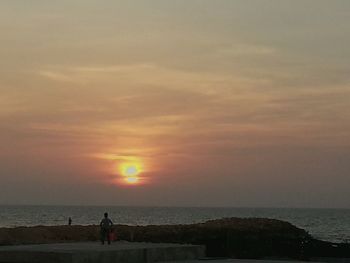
[68,217,72,226]
[100,212,113,245]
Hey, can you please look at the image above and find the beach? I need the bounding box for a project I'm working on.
[1,217,349,261]
[1,206,349,243]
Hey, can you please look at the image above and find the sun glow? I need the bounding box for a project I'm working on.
[119,162,143,185]
[97,153,149,185]
[124,176,139,184]
[120,163,142,177]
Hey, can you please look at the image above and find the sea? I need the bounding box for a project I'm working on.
[0,206,349,243]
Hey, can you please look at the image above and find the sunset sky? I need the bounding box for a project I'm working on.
[1,0,350,207]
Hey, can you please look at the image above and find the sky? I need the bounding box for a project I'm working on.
[1,0,350,208]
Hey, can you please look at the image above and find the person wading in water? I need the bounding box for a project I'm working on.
[100,212,113,245]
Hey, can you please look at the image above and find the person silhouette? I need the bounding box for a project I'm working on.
[100,212,113,245]
[68,217,72,226]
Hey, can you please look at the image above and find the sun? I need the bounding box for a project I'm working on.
[120,163,142,177]
[124,176,139,184]
[118,162,143,185]
[124,165,139,176]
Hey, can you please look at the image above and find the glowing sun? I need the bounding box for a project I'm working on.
[125,176,139,184]
[119,162,143,185]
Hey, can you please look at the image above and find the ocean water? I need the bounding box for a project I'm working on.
[0,206,349,243]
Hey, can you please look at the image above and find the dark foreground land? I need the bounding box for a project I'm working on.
[0,218,349,260]
[0,242,205,263]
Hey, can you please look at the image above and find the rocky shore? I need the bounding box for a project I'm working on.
[0,218,349,260]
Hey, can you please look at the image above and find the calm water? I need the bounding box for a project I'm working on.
[0,206,349,243]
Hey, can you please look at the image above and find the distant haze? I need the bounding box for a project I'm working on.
[1,0,350,208]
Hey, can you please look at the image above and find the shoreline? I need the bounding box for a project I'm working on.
[1,217,349,260]
[1,206,349,243]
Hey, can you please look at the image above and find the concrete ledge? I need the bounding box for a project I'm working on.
[0,242,206,263]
